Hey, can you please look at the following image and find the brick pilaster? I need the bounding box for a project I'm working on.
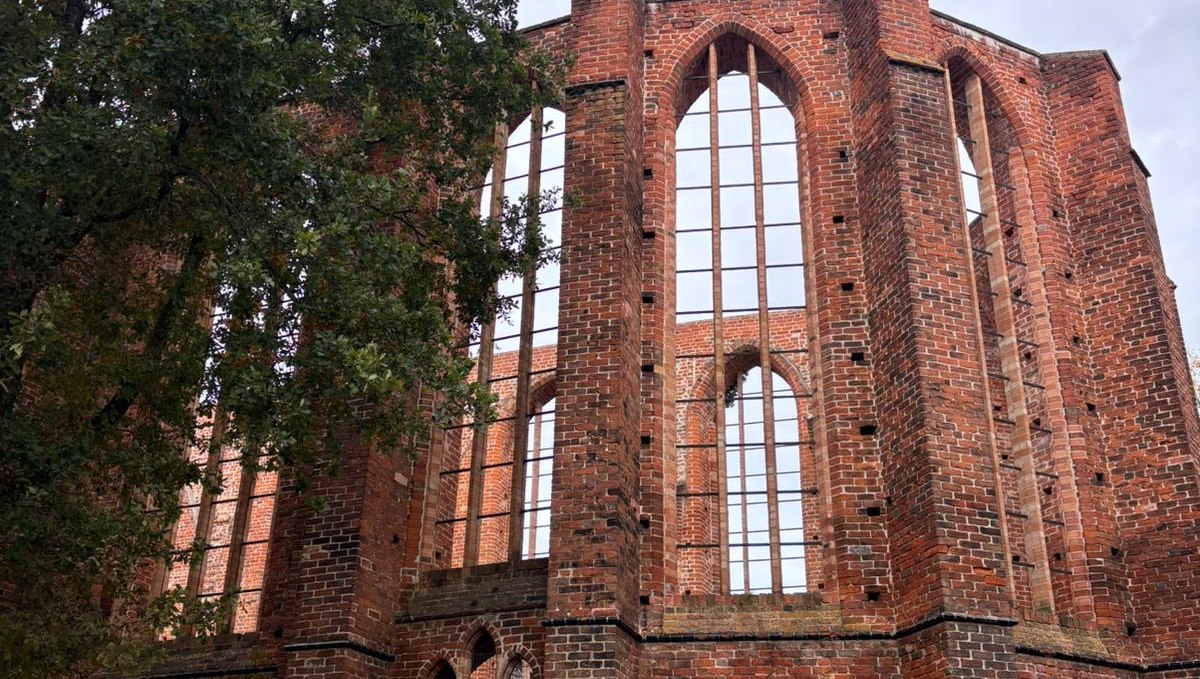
[260,428,411,679]
[1045,50,1200,665]
[843,0,1016,647]
[542,1,645,676]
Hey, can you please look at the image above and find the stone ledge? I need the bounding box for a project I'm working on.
[662,593,839,636]
[107,635,276,679]
[400,559,549,622]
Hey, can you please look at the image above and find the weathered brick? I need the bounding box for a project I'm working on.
[127,3,1200,678]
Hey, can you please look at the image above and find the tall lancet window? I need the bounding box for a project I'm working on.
[438,108,565,569]
[950,64,1059,616]
[673,36,812,596]
[156,291,297,634]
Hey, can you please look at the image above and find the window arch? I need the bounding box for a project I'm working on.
[432,661,457,679]
[437,107,565,569]
[672,34,811,596]
[725,366,807,594]
[948,60,1059,616]
[467,629,498,679]
[520,395,555,560]
[159,421,279,632]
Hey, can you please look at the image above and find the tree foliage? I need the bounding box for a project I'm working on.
[0,1,559,676]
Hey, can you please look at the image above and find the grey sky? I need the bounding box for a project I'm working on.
[515,1,1200,351]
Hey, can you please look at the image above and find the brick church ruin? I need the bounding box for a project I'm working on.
[144,1,1200,677]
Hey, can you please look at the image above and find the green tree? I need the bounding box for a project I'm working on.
[0,1,558,676]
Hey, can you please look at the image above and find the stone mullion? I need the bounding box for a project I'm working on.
[222,288,286,623]
[1004,150,1095,623]
[524,409,544,559]
[747,43,783,594]
[185,412,226,599]
[220,458,257,626]
[416,390,452,569]
[463,123,509,569]
[150,302,227,600]
[965,74,1054,616]
[508,106,544,563]
[705,44,731,595]
[149,529,174,599]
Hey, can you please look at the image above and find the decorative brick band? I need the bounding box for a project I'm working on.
[398,599,547,624]
[123,666,278,679]
[642,612,1019,644]
[1016,645,1200,674]
[883,49,945,73]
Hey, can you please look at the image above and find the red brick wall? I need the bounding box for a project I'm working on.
[132,2,1200,678]
[1043,48,1200,663]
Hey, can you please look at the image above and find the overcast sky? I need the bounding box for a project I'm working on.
[514,1,1200,352]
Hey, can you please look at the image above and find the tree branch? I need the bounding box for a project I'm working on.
[88,229,209,432]
[1,117,193,417]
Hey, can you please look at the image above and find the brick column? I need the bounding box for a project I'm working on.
[260,427,414,679]
[801,29,895,631]
[842,1,1017,672]
[1045,50,1200,664]
[543,1,645,677]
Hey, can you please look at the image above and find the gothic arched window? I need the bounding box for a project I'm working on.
[673,35,812,596]
[724,366,806,594]
[520,396,555,560]
[468,629,498,679]
[158,296,292,633]
[949,62,1058,616]
[438,107,565,569]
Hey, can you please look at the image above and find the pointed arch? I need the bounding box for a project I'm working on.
[668,19,815,597]
[436,102,567,569]
[420,652,463,679]
[944,52,1068,619]
[723,364,810,594]
[497,645,542,679]
[938,45,1034,153]
[457,618,504,653]
[466,627,497,676]
[720,343,813,402]
[658,13,816,127]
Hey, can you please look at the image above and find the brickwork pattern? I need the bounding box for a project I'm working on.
[135,2,1200,678]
